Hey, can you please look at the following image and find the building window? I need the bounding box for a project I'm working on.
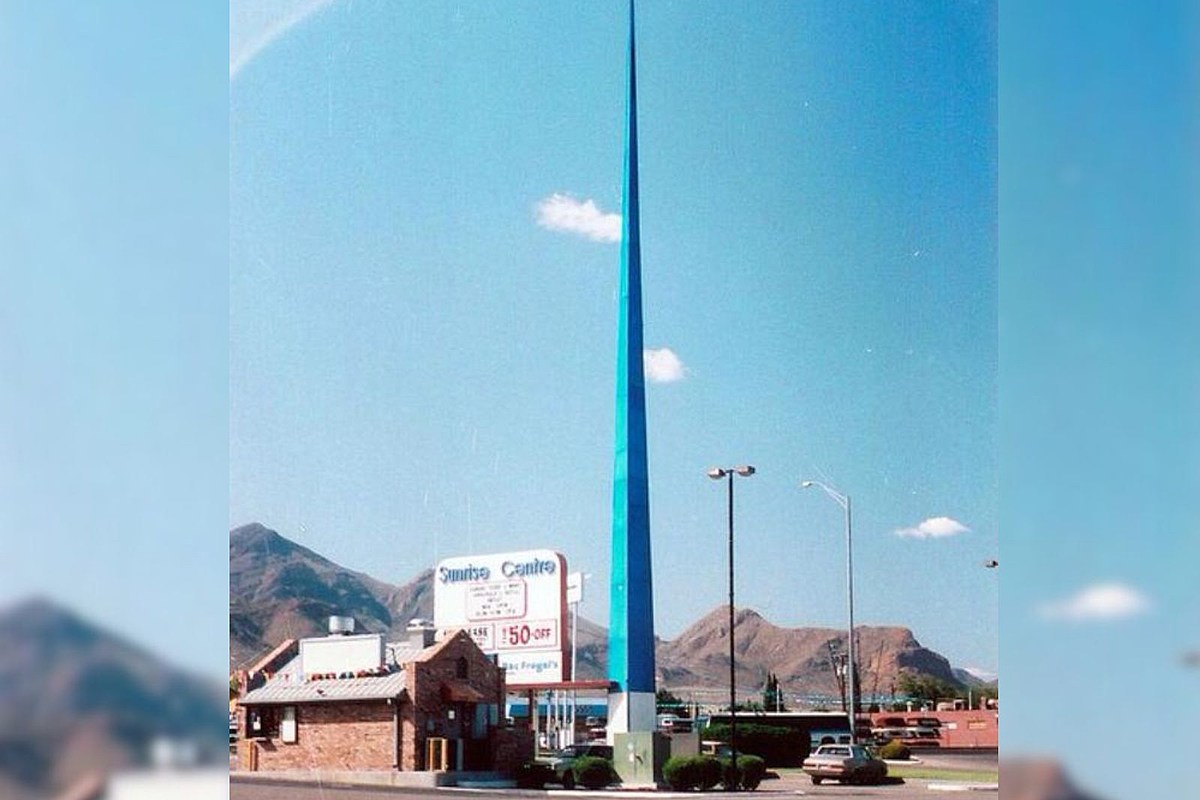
[246,707,279,739]
[456,657,469,679]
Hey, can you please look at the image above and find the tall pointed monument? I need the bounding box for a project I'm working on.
[607,0,656,736]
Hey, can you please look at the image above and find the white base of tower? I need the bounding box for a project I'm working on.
[606,691,656,742]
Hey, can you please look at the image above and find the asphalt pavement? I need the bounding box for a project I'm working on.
[231,751,1000,800]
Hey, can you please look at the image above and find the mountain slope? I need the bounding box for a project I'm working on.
[1001,759,1107,800]
[656,606,962,697]
[953,666,999,690]
[0,597,226,797]
[229,522,432,667]
[231,523,977,701]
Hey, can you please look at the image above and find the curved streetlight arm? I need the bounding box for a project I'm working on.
[800,478,856,743]
[800,479,848,509]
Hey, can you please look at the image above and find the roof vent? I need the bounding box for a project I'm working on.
[328,616,356,635]
[406,618,437,648]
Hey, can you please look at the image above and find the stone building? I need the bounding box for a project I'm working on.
[235,621,530,774]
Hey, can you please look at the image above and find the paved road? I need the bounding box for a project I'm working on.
[232,778,991,800]
[231,753,999,800]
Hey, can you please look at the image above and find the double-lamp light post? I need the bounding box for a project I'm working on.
[708,465,755,789]
[800,479,857,744]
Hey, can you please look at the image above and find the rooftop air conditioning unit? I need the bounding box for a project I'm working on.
[328,616,356,635]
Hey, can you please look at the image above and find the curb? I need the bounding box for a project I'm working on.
[927,781,999,792]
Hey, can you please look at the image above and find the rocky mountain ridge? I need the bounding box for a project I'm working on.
[230,523,981,699]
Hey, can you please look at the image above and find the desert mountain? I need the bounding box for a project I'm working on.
[953,667,999,691]
[657,606,961,697]
[1000,759,1107,800]
[231,523,972,698]
[229,522,432,667]
[0,597,227,798]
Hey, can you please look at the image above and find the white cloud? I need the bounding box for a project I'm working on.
[895,516,970,539]
[643,348,686,383]
[962,666,998,682]
[1038,582,1151,622]
[535,193,621,243]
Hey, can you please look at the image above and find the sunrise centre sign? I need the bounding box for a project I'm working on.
[433,549,569,685]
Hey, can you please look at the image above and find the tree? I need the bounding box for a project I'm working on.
[656,688,685,714]
[762,672,787,712]
[896,672,961,705]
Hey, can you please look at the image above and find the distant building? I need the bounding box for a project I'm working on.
[867,709,998,749]
[234,619,528,773]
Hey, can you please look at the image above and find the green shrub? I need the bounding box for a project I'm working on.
[696,756,723,790]
[662,756,700,791]
[877,740,911,761]
[513,761,552,789]
[662,756,723,792]
[737,755,766,791]
[574,756,614,789]
[716,754,767,791]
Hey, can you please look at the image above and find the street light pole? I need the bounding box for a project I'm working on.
[801,480,856,744]
[709,465,755,789]
[567,572,585,747]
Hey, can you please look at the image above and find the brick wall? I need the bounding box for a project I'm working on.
[249,702,398,771]
[490,726,533,773]
[931,709,998,748]
[405,630,508,771]
[399,701,419,771]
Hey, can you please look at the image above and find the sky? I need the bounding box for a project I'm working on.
[230,0,999,680]
[999,2,1197,797]
[2,4,1192,797]
[0,3,228,679]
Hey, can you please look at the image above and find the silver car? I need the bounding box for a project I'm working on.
[802,744,888,785]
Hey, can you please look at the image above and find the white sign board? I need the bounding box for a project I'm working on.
[497,650,565,685]
[299,633,384,676]
[434,549,568,685]
[566,572,584,605]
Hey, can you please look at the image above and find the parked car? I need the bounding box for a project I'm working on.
[549,743,614,789]
[699,740,739,760]
[810,730,851,748]
[899,717,942,746]
[801,744,888,785]
[870,728,905,745]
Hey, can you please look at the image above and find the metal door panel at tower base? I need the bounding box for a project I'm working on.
[434,549,568,685]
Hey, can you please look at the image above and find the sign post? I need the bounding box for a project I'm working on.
[566,571,584,746]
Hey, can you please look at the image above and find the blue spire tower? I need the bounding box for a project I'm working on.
[607,0,656,736]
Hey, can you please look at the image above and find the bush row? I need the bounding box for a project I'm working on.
[663,755,723,791]
[663,754,766,791]
[573,756,615,789]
